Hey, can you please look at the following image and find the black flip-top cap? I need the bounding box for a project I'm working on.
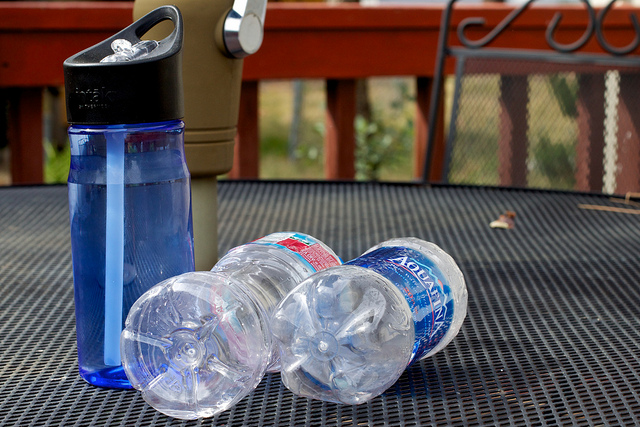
[64,5,184,125]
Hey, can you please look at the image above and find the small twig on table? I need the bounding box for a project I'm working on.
[578,204,640,214]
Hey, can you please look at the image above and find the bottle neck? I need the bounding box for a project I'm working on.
[212,250,307,316]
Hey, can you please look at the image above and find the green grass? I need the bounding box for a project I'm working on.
[257,78,415,182]
[44,140,70,184]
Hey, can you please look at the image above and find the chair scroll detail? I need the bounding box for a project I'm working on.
[596,1,640,55]
[456,0,596,52]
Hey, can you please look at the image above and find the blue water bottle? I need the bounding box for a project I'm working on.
[63,6,194,389]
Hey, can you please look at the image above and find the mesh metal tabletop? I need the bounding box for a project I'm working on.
[1,181,639,426]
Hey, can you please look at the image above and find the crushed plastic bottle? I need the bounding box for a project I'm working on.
[120,232,342,419]
[271,238,468,405]
[101,39,159,63]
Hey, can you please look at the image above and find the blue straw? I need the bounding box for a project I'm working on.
[104,130,125,366]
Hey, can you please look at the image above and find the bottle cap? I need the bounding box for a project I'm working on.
[63,6,184,125]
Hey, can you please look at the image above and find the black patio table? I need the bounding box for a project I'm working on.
[1,181,639,426]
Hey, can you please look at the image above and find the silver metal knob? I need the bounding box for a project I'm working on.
[223,0,267,58]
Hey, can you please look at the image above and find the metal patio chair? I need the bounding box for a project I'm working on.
[422,0,640,194]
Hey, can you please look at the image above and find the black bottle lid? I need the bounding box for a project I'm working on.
[64,5,184,125]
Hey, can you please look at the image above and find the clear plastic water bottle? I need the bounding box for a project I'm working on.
[64,6,193,389]
[121,232,342,419]
[271,238,468,405]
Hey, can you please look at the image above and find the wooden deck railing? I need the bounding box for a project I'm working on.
[2,2,640,184]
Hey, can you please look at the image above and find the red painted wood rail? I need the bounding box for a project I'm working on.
[2,2,640,183]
